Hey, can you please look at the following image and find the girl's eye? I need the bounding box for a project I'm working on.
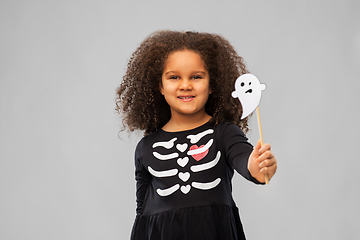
[169,76,180,80]
[191,75,202,79]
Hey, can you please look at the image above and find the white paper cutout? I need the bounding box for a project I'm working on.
[231,73,266,119]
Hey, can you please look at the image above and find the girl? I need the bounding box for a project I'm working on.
[116,30,277,240]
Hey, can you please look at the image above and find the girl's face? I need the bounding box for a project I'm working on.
[160,50,211,119]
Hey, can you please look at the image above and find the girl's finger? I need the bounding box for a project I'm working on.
[258,150,274,162]
[250,139,262,159]
[254,139,262,152]
[259,143,271,154]
[260,167,268,174]
[260,162,277,175]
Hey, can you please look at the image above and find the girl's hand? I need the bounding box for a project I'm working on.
[248,139,277,183]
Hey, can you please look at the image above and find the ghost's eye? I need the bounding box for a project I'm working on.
[241,82,245,87]
[249,82,251,85]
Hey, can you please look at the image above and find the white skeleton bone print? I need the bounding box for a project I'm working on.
[150,129,221,196]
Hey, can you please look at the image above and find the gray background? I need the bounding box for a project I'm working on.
[1,0,359,239]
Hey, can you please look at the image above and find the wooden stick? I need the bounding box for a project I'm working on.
[256,106,269,184]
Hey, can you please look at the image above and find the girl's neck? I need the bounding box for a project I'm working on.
[162,113,212,132]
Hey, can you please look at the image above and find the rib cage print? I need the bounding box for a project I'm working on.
[150,129,221,196]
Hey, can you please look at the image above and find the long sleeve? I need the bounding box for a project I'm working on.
[134,139,152,214]
[221,122,264,184]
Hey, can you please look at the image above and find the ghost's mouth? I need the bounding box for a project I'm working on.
[245,89,252,94]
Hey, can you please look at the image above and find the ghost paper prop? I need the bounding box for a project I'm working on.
[231,74,266,119]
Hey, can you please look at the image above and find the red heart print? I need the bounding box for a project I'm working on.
[189,145,208,161]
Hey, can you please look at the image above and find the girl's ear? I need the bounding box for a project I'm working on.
[159,82,164,95]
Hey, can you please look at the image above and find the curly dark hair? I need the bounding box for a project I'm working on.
[116,30,251,135]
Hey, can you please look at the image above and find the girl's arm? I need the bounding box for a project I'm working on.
[221,122,263,184]
[134,139,152,215]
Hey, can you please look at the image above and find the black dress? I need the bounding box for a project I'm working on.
[131,121,263,240]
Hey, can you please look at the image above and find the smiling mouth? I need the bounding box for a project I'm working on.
[178,96,195,100]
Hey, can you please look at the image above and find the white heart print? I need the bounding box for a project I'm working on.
[176,143,188,152]
[177,157,189,167]
[181,185,191,194]
[178,172,190,182]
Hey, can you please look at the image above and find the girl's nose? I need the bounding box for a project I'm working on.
[179,78,192,90]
